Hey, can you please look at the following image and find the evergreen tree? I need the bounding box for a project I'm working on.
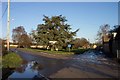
[32,15,79,50]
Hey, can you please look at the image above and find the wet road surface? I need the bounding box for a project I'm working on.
[9,49,119,79]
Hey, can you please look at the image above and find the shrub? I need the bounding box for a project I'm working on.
[2,52,22,68]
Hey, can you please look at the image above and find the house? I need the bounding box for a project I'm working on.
[109,25,120,58]
[114,26,120,58]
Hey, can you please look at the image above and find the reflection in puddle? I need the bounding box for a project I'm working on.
[8,60,47,79]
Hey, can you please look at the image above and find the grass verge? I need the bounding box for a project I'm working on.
[2,52,22,68]
[18,48,88,55]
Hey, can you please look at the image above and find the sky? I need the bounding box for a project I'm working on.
[1,2,118,43]
[1,0,119,2]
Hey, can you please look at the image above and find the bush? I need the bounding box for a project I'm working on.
[2,52,22,68]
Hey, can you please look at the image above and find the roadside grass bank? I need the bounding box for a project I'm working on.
[2,52,22,68]
[2,52,23,80]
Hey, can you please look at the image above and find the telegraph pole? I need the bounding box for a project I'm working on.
[7,0,10,51]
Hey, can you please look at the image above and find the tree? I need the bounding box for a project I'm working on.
[12,26,26,43]
[96,24,110,44]
[73,38,89,49]
[19,34,32,48]
[31,15,79,50]
[79,38,89,48]
[12,26,31,48]
[29,30,37,44]
[73,38,81,49]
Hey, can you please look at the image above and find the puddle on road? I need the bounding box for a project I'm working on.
[8,60,46,79]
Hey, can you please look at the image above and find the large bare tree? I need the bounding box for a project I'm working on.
[12,26,31,48]
[96,24,110,44]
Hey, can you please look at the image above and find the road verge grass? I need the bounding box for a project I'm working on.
[18,48,88,56]
[2,52,22,68]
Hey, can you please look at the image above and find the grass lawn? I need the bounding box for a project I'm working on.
[18,48,88,55]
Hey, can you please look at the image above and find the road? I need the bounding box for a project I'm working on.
[9,49,119,79]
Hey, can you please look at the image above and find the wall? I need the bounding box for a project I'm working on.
[103,42,110,55]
